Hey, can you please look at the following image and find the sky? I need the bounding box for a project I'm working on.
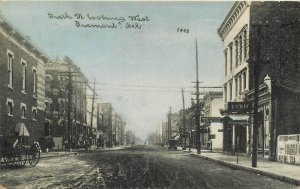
[0,1,234,141]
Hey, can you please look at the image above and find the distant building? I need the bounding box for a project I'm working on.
[98,103,113,148]
[44,57,88,150]
[86,84,97,146]
[202,91,223,151]
[218,1,300,160]
[0,15,47,144]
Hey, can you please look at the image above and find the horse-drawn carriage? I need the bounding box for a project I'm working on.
[0,123,41,168]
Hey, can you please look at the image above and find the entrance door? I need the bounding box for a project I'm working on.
[235,126,247,153]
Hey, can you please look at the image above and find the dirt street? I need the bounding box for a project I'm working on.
[0,146,297,189]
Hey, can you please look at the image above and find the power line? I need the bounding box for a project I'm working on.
[95,88,197,93]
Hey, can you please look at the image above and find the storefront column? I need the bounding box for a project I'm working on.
[232,125,235,153]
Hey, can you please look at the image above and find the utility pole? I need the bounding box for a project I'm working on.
[67,64,73,152]
[252,21,268,168]
[90,79,96,144]
[168,107,172,143]
[195,39,201,154]
[181,89,186,148]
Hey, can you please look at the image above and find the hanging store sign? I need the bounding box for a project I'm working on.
[227,102,251,114]
[201,117,221,123]
[277,134,300,165]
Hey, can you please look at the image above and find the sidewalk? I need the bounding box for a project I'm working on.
[179,147,300,186]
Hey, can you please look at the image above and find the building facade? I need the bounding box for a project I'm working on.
[98,103,113,148]
[45,57,88,150]
[0,15,47,144]
[218,1,300,160]
[202,91,223,151]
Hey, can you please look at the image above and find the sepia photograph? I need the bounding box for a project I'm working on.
[0,1,299,188]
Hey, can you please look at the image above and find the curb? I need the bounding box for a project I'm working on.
[190,153,300,186]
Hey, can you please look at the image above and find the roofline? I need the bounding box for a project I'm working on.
[0,13,50,62]
[217,1,250,40]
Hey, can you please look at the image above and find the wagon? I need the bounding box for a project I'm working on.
[0,139,41,167]
[168,139,179,150]
[0,123,41,168]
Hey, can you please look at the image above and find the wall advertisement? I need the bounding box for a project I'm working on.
[277,134,300,165]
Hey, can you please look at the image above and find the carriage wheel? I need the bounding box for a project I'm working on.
[3,155,15,167]
[28,146,40,167]
[14,146,27,167]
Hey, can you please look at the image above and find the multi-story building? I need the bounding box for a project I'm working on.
[45,57,88,150]
[112,113,123,146]
[218,1,300,160]
[218,1,251,154]
[98,103,113,147]
[86,84,97,146]
[0,15,47,144]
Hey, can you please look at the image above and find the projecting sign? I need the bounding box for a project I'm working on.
[201,117,221,123]
[277,134,300,165]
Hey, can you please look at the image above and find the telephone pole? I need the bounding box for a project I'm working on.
[195,38,201,154]
[252,21,268,168]
[90,79,96,139]
[67,64,73,152]
[181,89,186,148]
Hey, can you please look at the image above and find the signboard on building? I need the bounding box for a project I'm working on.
[277,134,300,165]
[227,102,251,114]
[201,117,221,123]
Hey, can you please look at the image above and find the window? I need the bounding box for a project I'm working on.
[224,85,227,103]
[7,99,14,116]
[20,103,27,119]
[235,77,238,98]
[239,35,243,63]
[32,107,37,120]
[235,40,239,67]
[210,134,216,139]
[224,51,228,76]
[244,30,247,59]
[45,76,51,91]
[239,75,242,94]
[7,51,14,88]
[243,72,247,90]
[229,82,232,101]
[59,76,66,90]
[21,60,27,93]
[229,45,233,72]
[33,68,37,96]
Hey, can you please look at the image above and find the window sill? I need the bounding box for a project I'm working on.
[33,119,37,122]
[21,117,26,120]
[7,114,13,117]
[33,95,37,99]
[8,85,14,90]
[22,90,27,95]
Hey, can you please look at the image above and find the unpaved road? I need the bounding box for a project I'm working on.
[0,145,297,189]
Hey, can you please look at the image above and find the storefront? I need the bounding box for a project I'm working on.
[222,102,251,154]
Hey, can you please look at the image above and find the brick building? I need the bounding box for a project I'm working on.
[45,57,88,150]
[0,15,47,144]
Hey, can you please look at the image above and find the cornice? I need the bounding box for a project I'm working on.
[217,1,250,40]
[0,14,49,63]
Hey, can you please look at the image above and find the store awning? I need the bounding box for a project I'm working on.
[15,122,30,136]
[221,114,250,126]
